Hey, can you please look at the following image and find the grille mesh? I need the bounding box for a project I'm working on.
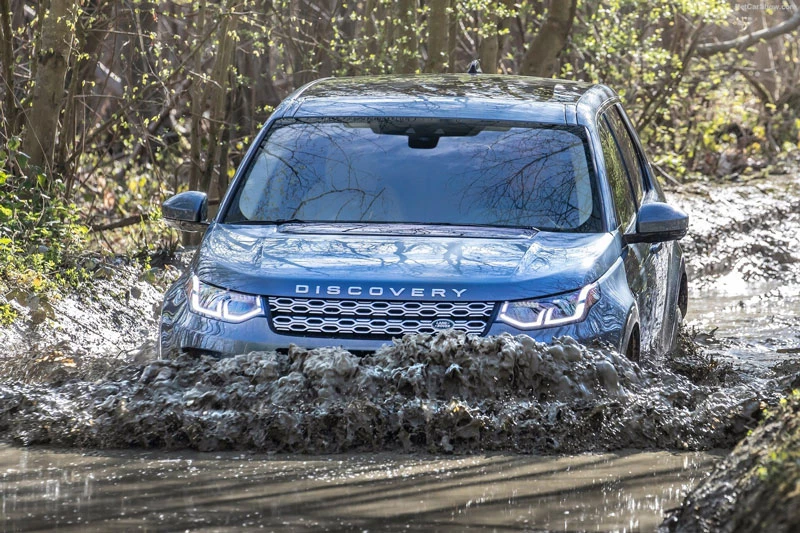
[269,297,495,337]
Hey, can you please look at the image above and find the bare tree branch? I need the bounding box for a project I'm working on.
[697,3,800,57]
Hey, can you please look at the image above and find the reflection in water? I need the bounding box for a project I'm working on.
[0,445,717,532]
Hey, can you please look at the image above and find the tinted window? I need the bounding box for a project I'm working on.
[606,106,644,205]
[224,118,603,232]
[599,117,635,229]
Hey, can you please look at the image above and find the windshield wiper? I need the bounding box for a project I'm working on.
[226,218,310,226]
[405,222,540,232]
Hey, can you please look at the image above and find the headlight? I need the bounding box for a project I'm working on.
[188,274,264,323]
[498,283,600,330]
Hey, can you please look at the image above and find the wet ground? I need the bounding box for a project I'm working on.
[1,169,799,530]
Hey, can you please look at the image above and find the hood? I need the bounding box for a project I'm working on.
[194,223,621,301]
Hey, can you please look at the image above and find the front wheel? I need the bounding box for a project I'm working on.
[667,274,688,356]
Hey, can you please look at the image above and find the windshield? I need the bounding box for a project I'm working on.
[223,118,603,232]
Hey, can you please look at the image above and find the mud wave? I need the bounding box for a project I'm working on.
[0,331,777,454]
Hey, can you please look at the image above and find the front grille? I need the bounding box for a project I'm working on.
[268,297,495,337]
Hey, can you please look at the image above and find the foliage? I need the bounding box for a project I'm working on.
[0,302,16,325]
[666,388,800,530]
[0,138,91,310]
[563,0,799,177]
[755,391,800,480]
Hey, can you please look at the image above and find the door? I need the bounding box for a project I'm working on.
[603,106,670,355]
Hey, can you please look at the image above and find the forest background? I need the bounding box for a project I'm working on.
[0,0,799,322]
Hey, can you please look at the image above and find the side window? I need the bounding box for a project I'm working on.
[598,118,636,230]
[605,106,644,206]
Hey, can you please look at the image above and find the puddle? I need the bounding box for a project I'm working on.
[673,172,800,376]
[687,284,800,367]
[0,444,719,532]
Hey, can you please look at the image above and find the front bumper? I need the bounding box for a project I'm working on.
[160,307,625,357]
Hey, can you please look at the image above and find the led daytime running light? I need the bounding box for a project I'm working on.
[189,275,264,323]
[498,283,599,330]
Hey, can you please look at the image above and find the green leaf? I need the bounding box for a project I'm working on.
[14,150,29,169]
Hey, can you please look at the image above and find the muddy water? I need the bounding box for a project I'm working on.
[0,333,768,454]
[0,332,757,532]
[0,444,718,532]
[687,283,800,367]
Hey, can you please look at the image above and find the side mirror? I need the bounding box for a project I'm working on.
[625,202,688,244]
[162,191,209,232]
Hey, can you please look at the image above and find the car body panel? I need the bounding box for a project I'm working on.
[194,224,619,301]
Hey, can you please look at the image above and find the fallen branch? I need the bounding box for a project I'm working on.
[90,213,150,232]
[777,347,800,354]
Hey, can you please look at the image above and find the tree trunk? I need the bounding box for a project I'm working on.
[215,84,235,207]
[185,0,207,247]
[21,0,73,175]
[363,0,379,70]
[63,0,113,194]
[0,0,16,135]
[199,1,240,199]
[447,0,457,72]
[188,0,207,195]
[519,0,576,78]
[395,0,418,74]
[478,13,499,74]
[425,0,448,73]
[130,0,159,131]
[288,1,314,87]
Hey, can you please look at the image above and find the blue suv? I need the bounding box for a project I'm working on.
[160,75,689,362]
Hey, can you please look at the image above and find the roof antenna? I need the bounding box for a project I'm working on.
[466,60,482,75]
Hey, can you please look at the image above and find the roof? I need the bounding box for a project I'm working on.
[283,75,614,124]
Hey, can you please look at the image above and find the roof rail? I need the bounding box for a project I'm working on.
[466,60,482,75]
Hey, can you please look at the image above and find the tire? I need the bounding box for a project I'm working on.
[625,326,641,364]
[667,274,688,356]
[667,307,684,356]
